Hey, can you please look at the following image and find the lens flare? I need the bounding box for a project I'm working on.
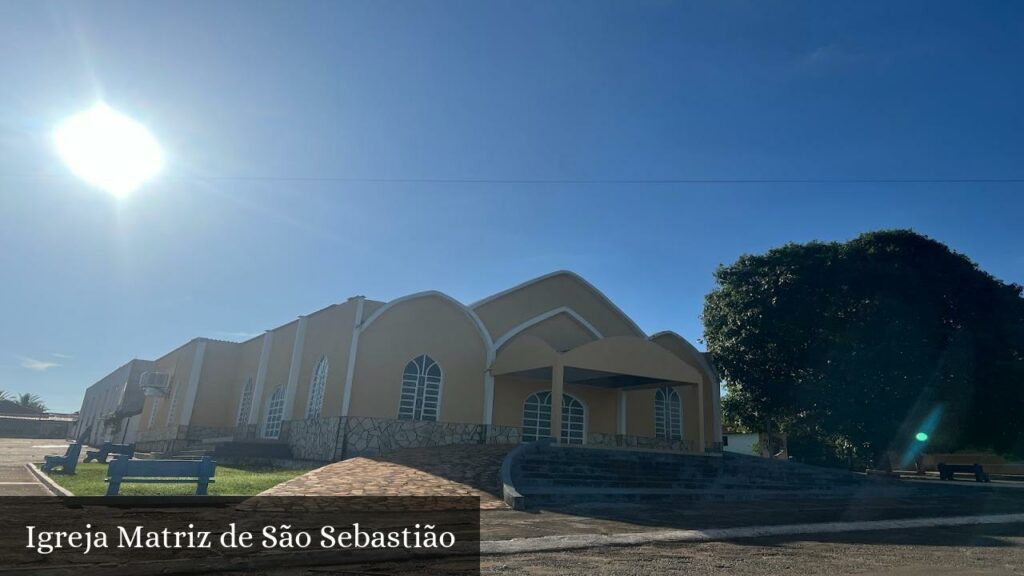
[54,103,163,197]
[915,432,929,442]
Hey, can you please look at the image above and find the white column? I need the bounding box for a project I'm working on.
[617,390,627,435]
[712,378,723,447]
[483,369,495,426]
[341,297,365,417]
[697,379,707,452]
[282,316,308,420]
[178,339,207,426]
[550,358,564,443]
[248,330,274,426]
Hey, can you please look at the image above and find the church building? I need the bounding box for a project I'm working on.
[122,271,722,459]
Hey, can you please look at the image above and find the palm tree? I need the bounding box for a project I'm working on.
[15,393,47,413]
[0,390,10,403]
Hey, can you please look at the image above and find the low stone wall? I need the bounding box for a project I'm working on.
[234,424,259,441]
[137,416,699,461]
[283,417,522,462]
[285,418,343,461]
[135,425,188,454]
[185,425,237,441]
[0,416,72,439]
[487,424,522,445]
[136,425,186,443]
[343,417,485,458]
[588,431,700,453]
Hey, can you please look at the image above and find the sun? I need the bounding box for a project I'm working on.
[54,103,164,197]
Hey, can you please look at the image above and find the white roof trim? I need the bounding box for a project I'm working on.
[493,306,603,352]
[469,270,646,338]
[359,290,495,362]
[648,330,720,384]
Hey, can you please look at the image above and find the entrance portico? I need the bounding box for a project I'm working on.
[491,334,709,452]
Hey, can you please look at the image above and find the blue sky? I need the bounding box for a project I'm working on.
[2,1,1023,411]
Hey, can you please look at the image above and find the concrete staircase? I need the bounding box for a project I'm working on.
[506,443,910,508]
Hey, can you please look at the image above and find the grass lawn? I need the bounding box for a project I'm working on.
[46,462,314,496]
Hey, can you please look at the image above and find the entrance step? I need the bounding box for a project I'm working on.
[507,443,909,509]
[212,440,292,459]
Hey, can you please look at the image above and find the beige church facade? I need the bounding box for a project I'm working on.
[126,271,722,459]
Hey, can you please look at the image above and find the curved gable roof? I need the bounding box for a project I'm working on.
[471,271,645,343]
[648,331,720,386]
[360,290,494,360]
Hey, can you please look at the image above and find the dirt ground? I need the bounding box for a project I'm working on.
[477,523,1024,575]
[478,489,1024,540]
[283,523,1023,576]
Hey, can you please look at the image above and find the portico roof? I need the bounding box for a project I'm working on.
[492,334,704,388]
[497,365,689,390]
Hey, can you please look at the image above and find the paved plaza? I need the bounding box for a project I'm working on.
[2,437,1023,574]
[0,437,66,495]
[260,443,512,509]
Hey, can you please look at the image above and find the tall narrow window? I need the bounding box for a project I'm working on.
[521,391,586,444]
[398,355,441,421]
[164,379,179,427]
[655,386,683,440]
[262,387,285,439]
[147,398,162,430]
[236,377,254,427]
[306,357,328,419]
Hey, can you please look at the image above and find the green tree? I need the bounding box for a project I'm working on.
[0,390,11,403]
[15,393,47,413]
[703,230,1024,467]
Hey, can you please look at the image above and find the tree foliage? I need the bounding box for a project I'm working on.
[703,230,1024,465]
[15,393,47,413]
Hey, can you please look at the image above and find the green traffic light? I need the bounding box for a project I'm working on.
[915,432,929,442]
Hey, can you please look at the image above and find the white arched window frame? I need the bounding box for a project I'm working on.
[521,391,586,445]
[236,377,255,427]
[398,355,442,421]
[147,398,162,430]
[262,387,285,439]
[164,379,179,427]
[306,357,328,419]
[655,386,683,441]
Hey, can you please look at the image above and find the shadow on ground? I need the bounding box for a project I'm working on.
[727,521,1024,549]
[480,487,1024,541]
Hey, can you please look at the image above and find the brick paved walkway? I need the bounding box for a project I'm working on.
[260,443,513,509]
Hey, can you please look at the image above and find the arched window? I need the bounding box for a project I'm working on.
[236,377,254,427]
[164,379,179,427]
[398,354,442,421]
[262,387,285,439]
[306,357,328,419]
[522,391,586,445]
[655,386,683,440]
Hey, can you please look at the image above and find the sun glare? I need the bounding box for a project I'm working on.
[54,103,164,197]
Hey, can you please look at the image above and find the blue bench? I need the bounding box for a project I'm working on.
[105,455,216,496]
[42,443,82,474]
[84,442,135,464]
[938,462,991,483]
